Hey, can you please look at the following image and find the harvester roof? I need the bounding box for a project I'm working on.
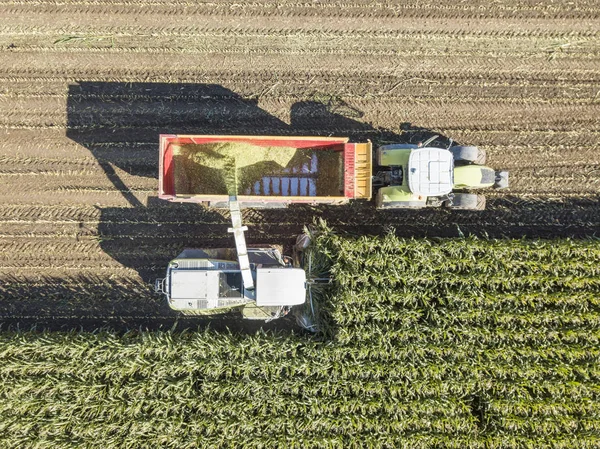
[170,270,244,302]
[255,268,306,306]
[167,266,306,310]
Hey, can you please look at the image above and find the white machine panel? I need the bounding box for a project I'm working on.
[170,271,208,300]
[256,268,306,306]
[170,271,224,309]
[408,148,454,196]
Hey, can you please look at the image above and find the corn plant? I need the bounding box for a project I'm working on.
[0,227,599,448]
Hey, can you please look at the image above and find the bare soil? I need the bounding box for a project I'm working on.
[0,0,598,329]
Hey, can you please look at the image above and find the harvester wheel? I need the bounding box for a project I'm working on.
[447,193,486,211]
[450,146,486,165]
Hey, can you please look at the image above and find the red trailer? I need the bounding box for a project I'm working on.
[159,134,372,208]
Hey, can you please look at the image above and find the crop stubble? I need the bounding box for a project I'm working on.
[0,0,598,322]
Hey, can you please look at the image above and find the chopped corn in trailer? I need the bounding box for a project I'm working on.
[156,134,509,320]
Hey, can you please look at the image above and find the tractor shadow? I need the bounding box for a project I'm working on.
[25,80,596,333]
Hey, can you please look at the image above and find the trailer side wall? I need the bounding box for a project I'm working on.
[159,135,370,206]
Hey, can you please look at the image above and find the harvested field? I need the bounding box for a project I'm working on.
[0,0,599,327]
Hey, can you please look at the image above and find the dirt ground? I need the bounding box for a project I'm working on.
[0,0,599,328]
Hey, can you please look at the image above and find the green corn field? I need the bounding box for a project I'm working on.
[1,226,599,448]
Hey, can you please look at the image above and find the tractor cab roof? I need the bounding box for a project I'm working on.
[407,148,454,196]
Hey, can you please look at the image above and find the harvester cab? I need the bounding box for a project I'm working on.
[374,137,509,210]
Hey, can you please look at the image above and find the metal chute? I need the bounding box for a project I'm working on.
[227,196,254,291]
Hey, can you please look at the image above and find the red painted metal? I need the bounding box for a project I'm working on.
[158,134,355,204]
[159,134,176,200]
[184,136,345,148]
[343,143,356,199]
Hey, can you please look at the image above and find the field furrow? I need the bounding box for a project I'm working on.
[2,0,600,21]
[1,25,599,40]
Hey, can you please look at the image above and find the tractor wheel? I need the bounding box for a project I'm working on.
[450,146,486,165]
[447,193,486,211]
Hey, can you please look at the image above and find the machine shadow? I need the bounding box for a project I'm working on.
[61,82,438,332]
[59,84,368,331]
[61,82,295,331]
[53,81,600,333]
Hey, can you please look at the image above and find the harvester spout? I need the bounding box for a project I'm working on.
[227,196,254,290]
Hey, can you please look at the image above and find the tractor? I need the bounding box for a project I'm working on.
[374,136,509,210]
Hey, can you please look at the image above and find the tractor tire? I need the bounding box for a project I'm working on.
[447,193,486,211]
[450,146,486,165]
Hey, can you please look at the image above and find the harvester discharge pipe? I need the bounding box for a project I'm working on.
[228,196,254,290]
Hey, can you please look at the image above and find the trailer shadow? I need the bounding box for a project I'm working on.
[16,81,594,332]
